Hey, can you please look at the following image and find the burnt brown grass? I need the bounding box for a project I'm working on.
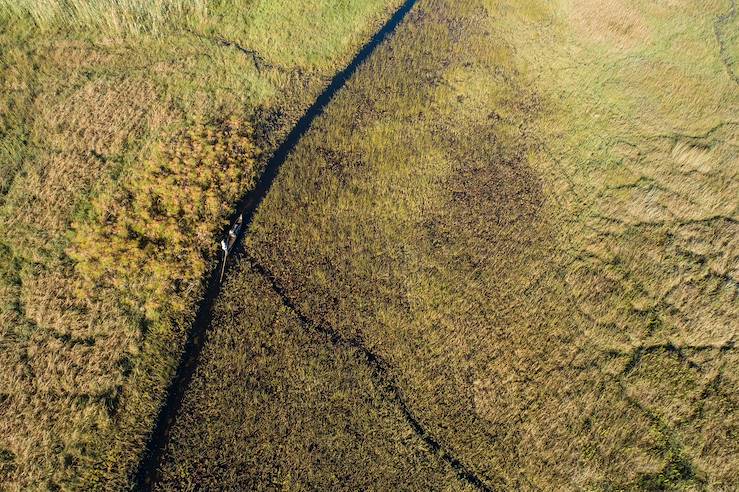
[160,0,737,489]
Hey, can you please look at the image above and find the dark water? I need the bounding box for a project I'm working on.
[133,0,420,488]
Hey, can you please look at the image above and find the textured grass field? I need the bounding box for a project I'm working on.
[161,0,738,489]
[156,262,471,490]
[0,1,402,489]
[1,0,736,489]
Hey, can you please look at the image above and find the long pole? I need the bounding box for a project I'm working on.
[219,251,227,283]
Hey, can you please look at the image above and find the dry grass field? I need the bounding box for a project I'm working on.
[0,1,402,489]
[160,0,738,489]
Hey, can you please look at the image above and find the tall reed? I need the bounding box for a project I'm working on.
[0,0,209,35]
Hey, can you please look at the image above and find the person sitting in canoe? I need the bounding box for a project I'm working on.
[219,214,244,282]
[226,214,242,251]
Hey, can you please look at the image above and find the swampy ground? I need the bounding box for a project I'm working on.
[1,0,738,490]
[0,1,403,488]
[158,0,738,489]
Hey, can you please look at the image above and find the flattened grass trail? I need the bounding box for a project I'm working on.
[134,0,419,488]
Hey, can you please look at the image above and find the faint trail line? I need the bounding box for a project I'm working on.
[185,28,308,78]
[133,0,419,489]
[715,0,739,86]
[244,252,498,492]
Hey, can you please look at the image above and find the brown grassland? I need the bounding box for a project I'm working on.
[0,1,403,489]
[159,0,737,489]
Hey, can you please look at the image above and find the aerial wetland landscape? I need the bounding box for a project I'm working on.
[0,0,737,490]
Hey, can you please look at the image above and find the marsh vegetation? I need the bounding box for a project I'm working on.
[161,0,738,489]
[0,0,736,489]
[0,0,401,488]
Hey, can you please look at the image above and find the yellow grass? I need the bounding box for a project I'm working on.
[1,0,736,488]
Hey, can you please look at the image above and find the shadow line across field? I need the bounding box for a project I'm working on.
[133,0,494,489]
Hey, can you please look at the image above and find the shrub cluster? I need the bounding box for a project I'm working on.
[68,119,257,324]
